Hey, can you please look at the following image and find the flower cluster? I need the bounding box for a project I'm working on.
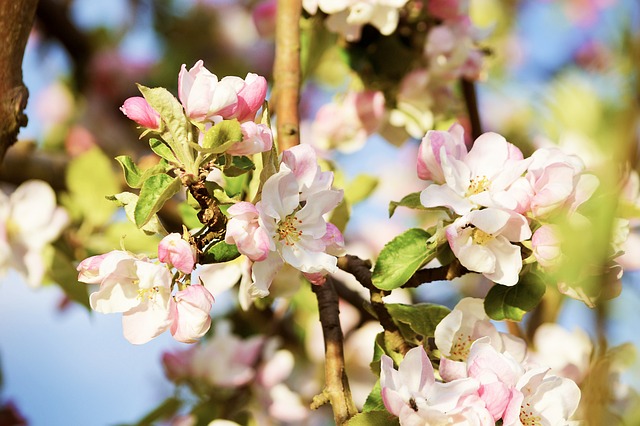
[77,233,214,344]
[418,123,599,287]
[162,321,308,424]
[381,298,581,425]
[225,144,345,301]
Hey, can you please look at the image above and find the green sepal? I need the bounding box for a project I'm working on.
[484,273,546,321]
[363,380,386,413]
[223,155,255,177]
[133,174,181,228]
[389,191,429,217]
[371,228,436,290]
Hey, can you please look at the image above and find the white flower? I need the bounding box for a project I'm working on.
[0,180,68,287]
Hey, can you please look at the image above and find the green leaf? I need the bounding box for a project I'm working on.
[484,273,546,321]
[370,332,386,375]
[200,241,241,264]
[202,119,243,153]
[389,191,428,217]
[107,192,167,235]
[66,148,119,226]
[346,411,399,426]
[386,303,451,339]
[345,174,378,204]
[134,174,181,228]
[363,380,386,412]
[178,202,202,229]
[130,397,181,426]
[372,228,435,290]
[149,138,178,163]
[115,155,142,188]
[328,199,350,233]
[138,85,194,171]
[223,155,255,177]
[47,248,90,310]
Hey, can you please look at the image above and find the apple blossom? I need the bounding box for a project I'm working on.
[178,60,238,121]
[445,208,531,285]
[380,345,492,425]
[311,91,385,153]
[158,233,197,274]
[252,0,277,38]
[119,96,161,130]
[217,73,268,122]
[531,225,563,269]
[0,180,69,287]
[417,123,467,183]
[280,144,335,200]
[169,284,214,343]
[226,121,273,156]
[425,19,484,81]
[420,131,531,216]
[225,202,271,262]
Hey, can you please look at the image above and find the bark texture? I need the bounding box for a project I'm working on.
[0,0,39,165]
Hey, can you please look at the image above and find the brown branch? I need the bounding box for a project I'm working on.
[461,78,482,141]
[0,0,39,164]
[331,277,376,323]
[402,260,468,288]
[310,278,358,424]
[273,0,302,151]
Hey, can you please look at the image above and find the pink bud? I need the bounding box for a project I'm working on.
[226,121,273,156]
[252,0,277,38]
[77,253,109,284]
[120,97,161,130]
[170,284,214,343]
[322,222,345,257]
[531,225,562,268]
[219,73,268,122]
[225,202,271,261]
[158,233,196,273]
[162,348,195,382]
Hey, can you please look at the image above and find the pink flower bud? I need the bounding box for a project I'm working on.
[170,284,214,343]
[77,253,109,283]
[532,225,562,268]
[252,0,277,38]
[120,97,161,130]
[417,123,467,183]
[322,222,345,257]
[162,348,195,382]
[158,233,196,273]
[226,122,273,156]
[225,202,271,261]
[219,73,268,122]
[178,60,238,121]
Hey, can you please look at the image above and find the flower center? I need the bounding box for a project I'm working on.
[466,175,490,197]
[471,228,493,245]
[520,402,542,426]
[5,218,19,241]
[449,331,472,361]
[276,214,303,246]
[137,286,160,301]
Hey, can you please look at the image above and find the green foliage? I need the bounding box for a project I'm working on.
[178,201,202,230]
[134,174,182,228]
[200,241,241,264]
[363,380,386,413]
[149,138,178,164]
[115,156,172,189]
[345,174,378,204]
[372,228,436,290]
[346,410,399,426]
[138,85,195,173]
[65,148,119,227]
[222,155,255,177]
[484,274,546,321]
[389,191,429,217]
[107,192,167,235]
[47,247,90,310]
[386,303,451,341]
[201,119,243,154]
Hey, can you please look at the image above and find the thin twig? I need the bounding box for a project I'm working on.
[310,278,358,425]
[461,78,482,141]
[273,0,302,151]
[331,277,376,323]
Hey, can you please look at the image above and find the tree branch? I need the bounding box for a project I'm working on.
[461,78,482,141]
[273,0,302,151]
[311,278,358,424]
[0,0,38,164]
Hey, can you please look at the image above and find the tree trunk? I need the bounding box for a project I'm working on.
[0,0,39,165]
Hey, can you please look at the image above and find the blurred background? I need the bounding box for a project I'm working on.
[1,0,640,424]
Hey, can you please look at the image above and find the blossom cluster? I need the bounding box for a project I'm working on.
[381,298,581,425]
[77,233,214,344]
[162,321,308,424]
[225,144,345,301]
[121,60,272,156]
[418,123,600,287]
